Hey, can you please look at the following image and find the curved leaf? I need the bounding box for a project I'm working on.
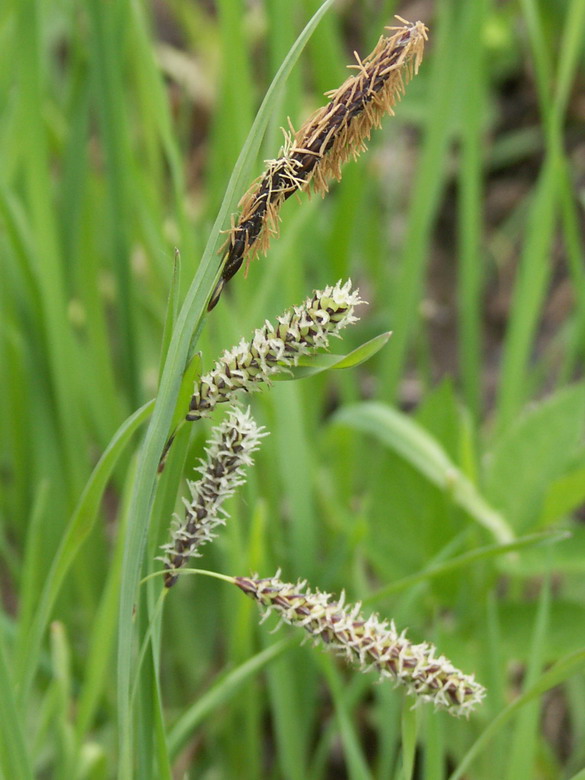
[274,331,392,380]
[333,401,514,543]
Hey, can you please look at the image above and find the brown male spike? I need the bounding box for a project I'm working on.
[208,18,428,311]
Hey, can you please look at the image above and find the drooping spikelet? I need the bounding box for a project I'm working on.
[235,574,486,717]
[208,18,427,310]
[189,280,362,421]
[160,407,266,587]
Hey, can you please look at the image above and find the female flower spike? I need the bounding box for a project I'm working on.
[209,18,427,309]
[188,280,362,421]
[161,407,266,587]
[235,575,486,717]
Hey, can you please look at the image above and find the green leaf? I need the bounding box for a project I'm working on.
[540,457,585,526]
[168,639,292,759]
[158,248,182,381]
[449,648,585,780]
[333,401,514,543]
[484,383,585,531]
[369,530,567,601]
[0,633,34,780]
[75,457,138,741]
[319,657,374,780]
[157,350,203,473]
[505,577,550,780]
[15,399,155,701]
[568,771,585,780]
[400,704,420,780]
[275,331,391,380]
[495,599,585,665]
[499,525,585,576]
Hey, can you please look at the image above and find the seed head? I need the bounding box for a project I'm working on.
[160,407,266,587]
[235,574,486,717]
[209,18,427,310]
[190,280,363,421]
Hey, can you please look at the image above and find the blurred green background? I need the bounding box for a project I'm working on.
[1,0,585,778]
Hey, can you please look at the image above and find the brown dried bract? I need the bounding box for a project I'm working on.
[208,18,427,311]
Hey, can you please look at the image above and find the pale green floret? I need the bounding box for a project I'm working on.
[235,574,486,717]
[160,407,266,587]
[187,280,363,421]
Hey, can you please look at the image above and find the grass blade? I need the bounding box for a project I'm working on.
[449,647,585,780]
[15,400,155,700]
[0,632,34,779]
[168,639,292,759]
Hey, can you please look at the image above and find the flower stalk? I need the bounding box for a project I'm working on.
[160,407,266,587]
[208,18,428,310]
[235,574,486,716]
[188,280,362,421]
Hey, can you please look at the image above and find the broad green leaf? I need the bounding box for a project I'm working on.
[540,457,585,526]
[496,600,585,663]
[484,383,585,531]
[334,401,513,543]
[415,379,467,466]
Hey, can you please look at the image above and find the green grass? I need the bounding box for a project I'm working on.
[1,0,585,778]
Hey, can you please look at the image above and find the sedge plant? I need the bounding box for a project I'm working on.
[5,2,585,778]
[153,12,482,774]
